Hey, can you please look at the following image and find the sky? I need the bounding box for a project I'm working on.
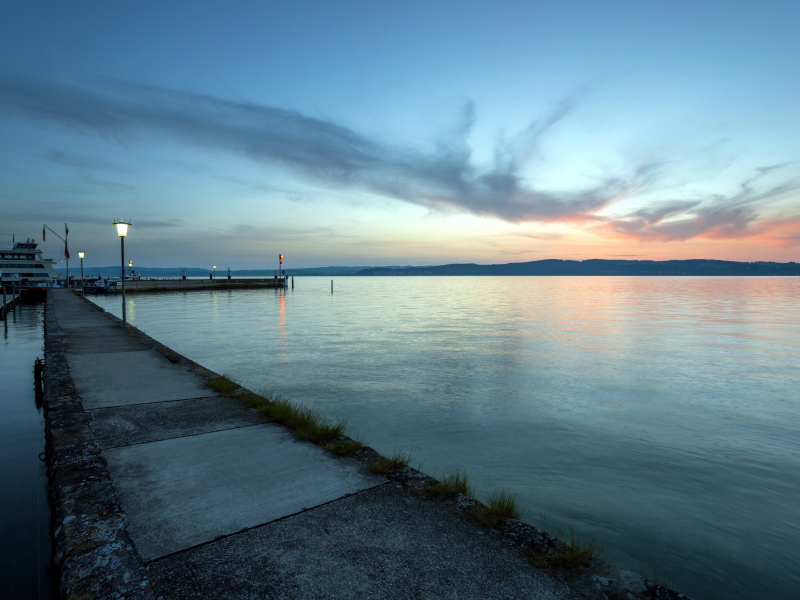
[1,0,799,269]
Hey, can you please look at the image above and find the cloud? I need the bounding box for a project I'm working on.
[42,149,125,172]
[1,74,798,246]
[0,74,654,224]
[511,231,563,240]
[597,166,800,244]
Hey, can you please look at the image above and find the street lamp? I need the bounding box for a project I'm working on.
[113,220,131,325]
[129,259,133,279]
[78,251,85,297]
[213,265,216,280]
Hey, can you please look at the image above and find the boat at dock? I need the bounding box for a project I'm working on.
[0,238,57,302]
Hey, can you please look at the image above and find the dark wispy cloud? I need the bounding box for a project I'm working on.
[42,149,125,172]
[1,74,797,244]
[0,74,654,223]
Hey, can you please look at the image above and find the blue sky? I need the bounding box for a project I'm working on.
[1,1,799,268]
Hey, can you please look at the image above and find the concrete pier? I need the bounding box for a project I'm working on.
[44,289,677,600]
[99,277,287,293]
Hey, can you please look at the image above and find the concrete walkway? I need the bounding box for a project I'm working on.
[51,290,581,599]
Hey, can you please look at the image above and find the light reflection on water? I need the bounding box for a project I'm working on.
[94,276,800,600]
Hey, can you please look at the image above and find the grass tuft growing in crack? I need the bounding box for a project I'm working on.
[529,517,604,573]
[420,469,474,498]
[649,570,672,590]
[638,566,672,590]
[207,375,239,396]
[323,439,364,456]
[471,489,523,526]
[237,389,345,444]
[368,451,411,474]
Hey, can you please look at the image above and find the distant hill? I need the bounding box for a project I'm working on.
[70,260,800,278]
[356,259,800,277]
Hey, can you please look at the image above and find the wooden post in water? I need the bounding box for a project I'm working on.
[291,276,294,289]
[331,280,333,294]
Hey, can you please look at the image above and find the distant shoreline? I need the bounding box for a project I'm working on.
[77,259,800,278]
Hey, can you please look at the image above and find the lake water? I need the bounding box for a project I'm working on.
[93,276,800,600]
[0,303,57,600]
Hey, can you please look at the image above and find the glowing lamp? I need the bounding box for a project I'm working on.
[113,221,130,237]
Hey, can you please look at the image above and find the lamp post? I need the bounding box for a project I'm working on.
[78,251,85,297]
[129,259,133,279]
[113,220,131,325]
[213,265,216,280]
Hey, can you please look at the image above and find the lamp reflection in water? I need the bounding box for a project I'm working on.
[112,220,131,325]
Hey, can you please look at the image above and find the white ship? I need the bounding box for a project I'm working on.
[0,238,58,301]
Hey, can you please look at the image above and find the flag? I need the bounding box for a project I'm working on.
[65,241,70,260]
[42,226,46,241]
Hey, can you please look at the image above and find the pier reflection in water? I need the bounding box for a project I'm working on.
[0,303,57,599]
[95,277,800,600]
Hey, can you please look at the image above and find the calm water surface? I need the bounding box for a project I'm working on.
[0,303,57,600]
[94,277,800,600]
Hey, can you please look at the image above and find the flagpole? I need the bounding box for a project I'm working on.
[43,225,69,289]
[65,223,69,289]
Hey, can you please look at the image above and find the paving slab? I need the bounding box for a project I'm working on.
[102,423,385,561]
[61,325,146,353]
[148,483,580,600]
[67,350,211,409]
[91,396,269,448]
[52,294,115,327]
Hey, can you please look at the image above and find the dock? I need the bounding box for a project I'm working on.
[1,289,20,319]
[90,277,288,293]
[43,289,681,600]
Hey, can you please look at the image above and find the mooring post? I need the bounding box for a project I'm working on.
[331,280,333,294]
[34,357,44,398]
[291,275,294,289]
